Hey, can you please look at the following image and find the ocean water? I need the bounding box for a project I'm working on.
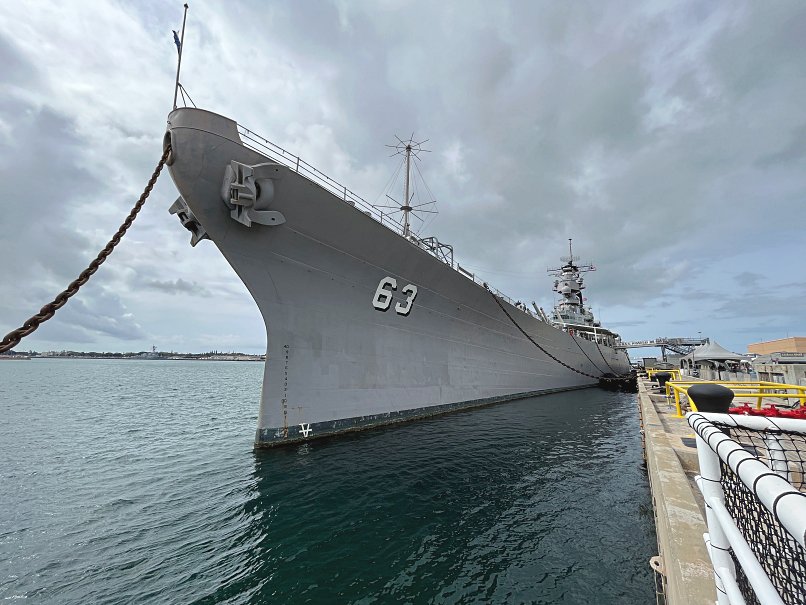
[0,359,655,604]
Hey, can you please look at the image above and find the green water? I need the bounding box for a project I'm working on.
[0,359,655,603]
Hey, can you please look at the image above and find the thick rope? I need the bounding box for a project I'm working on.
[568,329,608,375]
[593,336,628,377]
[0,147,171,354]
[487,289,601,380]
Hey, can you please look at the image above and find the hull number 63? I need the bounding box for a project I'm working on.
[372,277,418,316]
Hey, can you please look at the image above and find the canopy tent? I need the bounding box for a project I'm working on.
[680,341,751,378]
[682,341,744,363]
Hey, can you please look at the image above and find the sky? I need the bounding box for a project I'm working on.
[1,0,804,355]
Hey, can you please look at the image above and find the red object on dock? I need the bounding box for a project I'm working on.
[728,403,806,419]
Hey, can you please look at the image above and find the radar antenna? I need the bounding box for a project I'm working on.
[548,238,596,275]
[378,135,437,238]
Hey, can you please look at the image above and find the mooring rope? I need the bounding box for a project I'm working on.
[0,147,171,354]
[593,336,628,377]
[487,288,602,380]
[567,329,609,376]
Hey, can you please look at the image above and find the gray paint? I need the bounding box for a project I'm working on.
[165,108,631,447]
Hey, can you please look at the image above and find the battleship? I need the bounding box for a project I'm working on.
[164,106,630,447]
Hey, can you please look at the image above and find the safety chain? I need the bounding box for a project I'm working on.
[487,288,601,380]
[0,147,171,354]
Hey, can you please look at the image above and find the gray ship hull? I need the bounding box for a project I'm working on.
[165,108,630,446]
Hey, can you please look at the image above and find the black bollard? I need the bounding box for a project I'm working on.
[688,384,734,413]
[655,372,672,389]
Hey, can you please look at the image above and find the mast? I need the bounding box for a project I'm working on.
[402,143,412,238]
[383,135,434,239]
[172,3,189,110]
[548,240,597,328]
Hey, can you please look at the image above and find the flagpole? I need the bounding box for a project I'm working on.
[172,3,189,110]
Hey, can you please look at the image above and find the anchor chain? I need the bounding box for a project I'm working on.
[0,147,171,354]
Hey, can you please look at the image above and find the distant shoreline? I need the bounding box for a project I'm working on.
[0,353,264,362]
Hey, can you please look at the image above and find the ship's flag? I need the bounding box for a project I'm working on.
[173,30,181,54]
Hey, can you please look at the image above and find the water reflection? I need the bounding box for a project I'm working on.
[223,390,655,604]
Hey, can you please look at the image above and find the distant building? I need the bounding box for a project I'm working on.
[640,354,683,369]
[747,337,806,355]
[752,352,806,386]
[641,357,660,369]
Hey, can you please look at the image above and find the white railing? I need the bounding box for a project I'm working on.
[238,125,400,228]
[687,412,806,605]
[236,123,535,318]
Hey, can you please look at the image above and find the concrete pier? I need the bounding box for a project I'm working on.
[637,376,714,604]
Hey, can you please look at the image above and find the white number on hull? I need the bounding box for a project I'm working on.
[395,284,418,316]
[372,277,418,315]
[372,277,397,311]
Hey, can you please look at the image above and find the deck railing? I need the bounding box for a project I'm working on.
[687,412,806,605]
[236,123,536,318]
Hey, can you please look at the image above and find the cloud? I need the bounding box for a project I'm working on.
[57,285,146,340]
[606,320,648,328]
[141,278,211,297]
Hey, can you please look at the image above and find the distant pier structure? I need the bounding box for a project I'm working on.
[617,337,709,362]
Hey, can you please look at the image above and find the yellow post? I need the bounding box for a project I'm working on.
[674,387,683,417]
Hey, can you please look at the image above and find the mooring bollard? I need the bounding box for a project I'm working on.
[655,371,671,390]
[688,383,734,413]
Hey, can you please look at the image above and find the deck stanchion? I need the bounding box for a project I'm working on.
[694,434,734,605]
[765,433,790,481]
